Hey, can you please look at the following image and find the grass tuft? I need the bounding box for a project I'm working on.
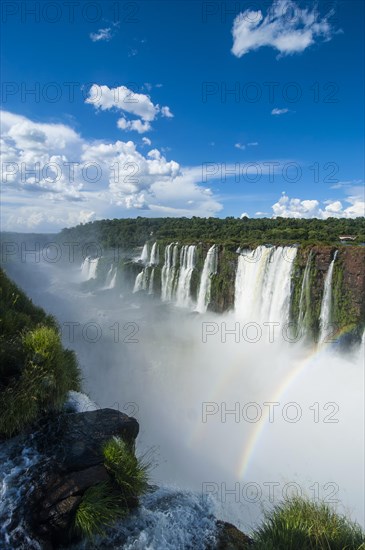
[253,497,365,550]
[103,436,150,497]
[74,482,126,538]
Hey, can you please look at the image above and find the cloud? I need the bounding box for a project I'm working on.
[85,84,173,133]
[0,111,222,232]
[271,108,290,115]
[272,192,365,219]
[161,106,174,118]
[90,27,113,42]
[240,212,249,218]
[117,118,152,134]
[232,0,338,58]
[235,141,259,149]
[142,137,152,146]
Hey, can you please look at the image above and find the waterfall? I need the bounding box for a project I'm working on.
[150,243,159,265]
[175,245,196,308]
[140,244,149,263]
[161,243,179,302]
[318,250,338,343]
[196,245,218,313]
[104,266,117,289]
[148,268,155,295]
[133,268,149,293]
[297,250,313,332]
[235,246,297,324]
[80,257,99,281]
[134,242,159,292]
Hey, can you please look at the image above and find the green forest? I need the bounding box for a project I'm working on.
[59,216,365,249]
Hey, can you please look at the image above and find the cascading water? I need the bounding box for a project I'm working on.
[175,245,196,308]
[148,268,155,295]
[196,245,218,313]
[104,265,117,289]
[161,243,179,302]
[134,243,159,293]
[2,245,364,546]
[0,442,41,549]
[297,250,313,333]
[318,250,338,343]
[80,257,99,281]
[149,243,159,266]
[235,246,297,324]
[133,268,150,293]
[140,244,149,263]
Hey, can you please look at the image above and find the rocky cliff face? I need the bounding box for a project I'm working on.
[208,245,365,342]
[209,247,237,313]
[333,247,365,333]
[290,246,365,342]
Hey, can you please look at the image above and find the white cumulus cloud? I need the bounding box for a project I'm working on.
[232,0,338,58]
[0,111,222,232]
[272,192,365,219]
[85,84,173,133]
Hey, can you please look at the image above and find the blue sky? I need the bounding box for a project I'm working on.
[1,0,364,231]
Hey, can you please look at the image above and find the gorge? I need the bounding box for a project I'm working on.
[1,224,364,549]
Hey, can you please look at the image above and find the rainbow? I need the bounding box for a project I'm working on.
[188,324,362,480]
[237,325,361,479]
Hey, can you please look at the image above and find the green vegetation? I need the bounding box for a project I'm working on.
[74,482,125,538]
[332,260,360,338]
[58,216,365,250]
[0,268,81,438]
[103,436,149,497]
[74,437,150,539]
[253,497,365,550]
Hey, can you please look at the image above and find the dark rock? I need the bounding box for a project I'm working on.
[35,408,139,472]
[28,408,139,548]
[41,465,110,510]
[214,520,254,549]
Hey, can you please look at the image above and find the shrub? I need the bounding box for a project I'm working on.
[103,437,149,497]
[253,497,365,550]
[0,326,81,438]
[74,482,126,538]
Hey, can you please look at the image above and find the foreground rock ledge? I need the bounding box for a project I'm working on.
[26,408,251,549]
[29,408,139,547]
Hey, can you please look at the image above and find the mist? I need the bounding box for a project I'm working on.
[3,253,364,535]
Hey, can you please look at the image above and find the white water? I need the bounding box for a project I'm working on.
[140,244,149,264]
[149,243,159,266]
[319,250,338,343]
[133,268,150,293]
[161,243,179,302]
[1,251,364,546]
[235,246,297,324]
[80,256,99,281]
[196,245,218,313]
[104,265,117,289]
[148,268,155,295]
[297,250,313,332]
[0,443,42,549]
[72,487,217,550]
[175,245,196,308]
